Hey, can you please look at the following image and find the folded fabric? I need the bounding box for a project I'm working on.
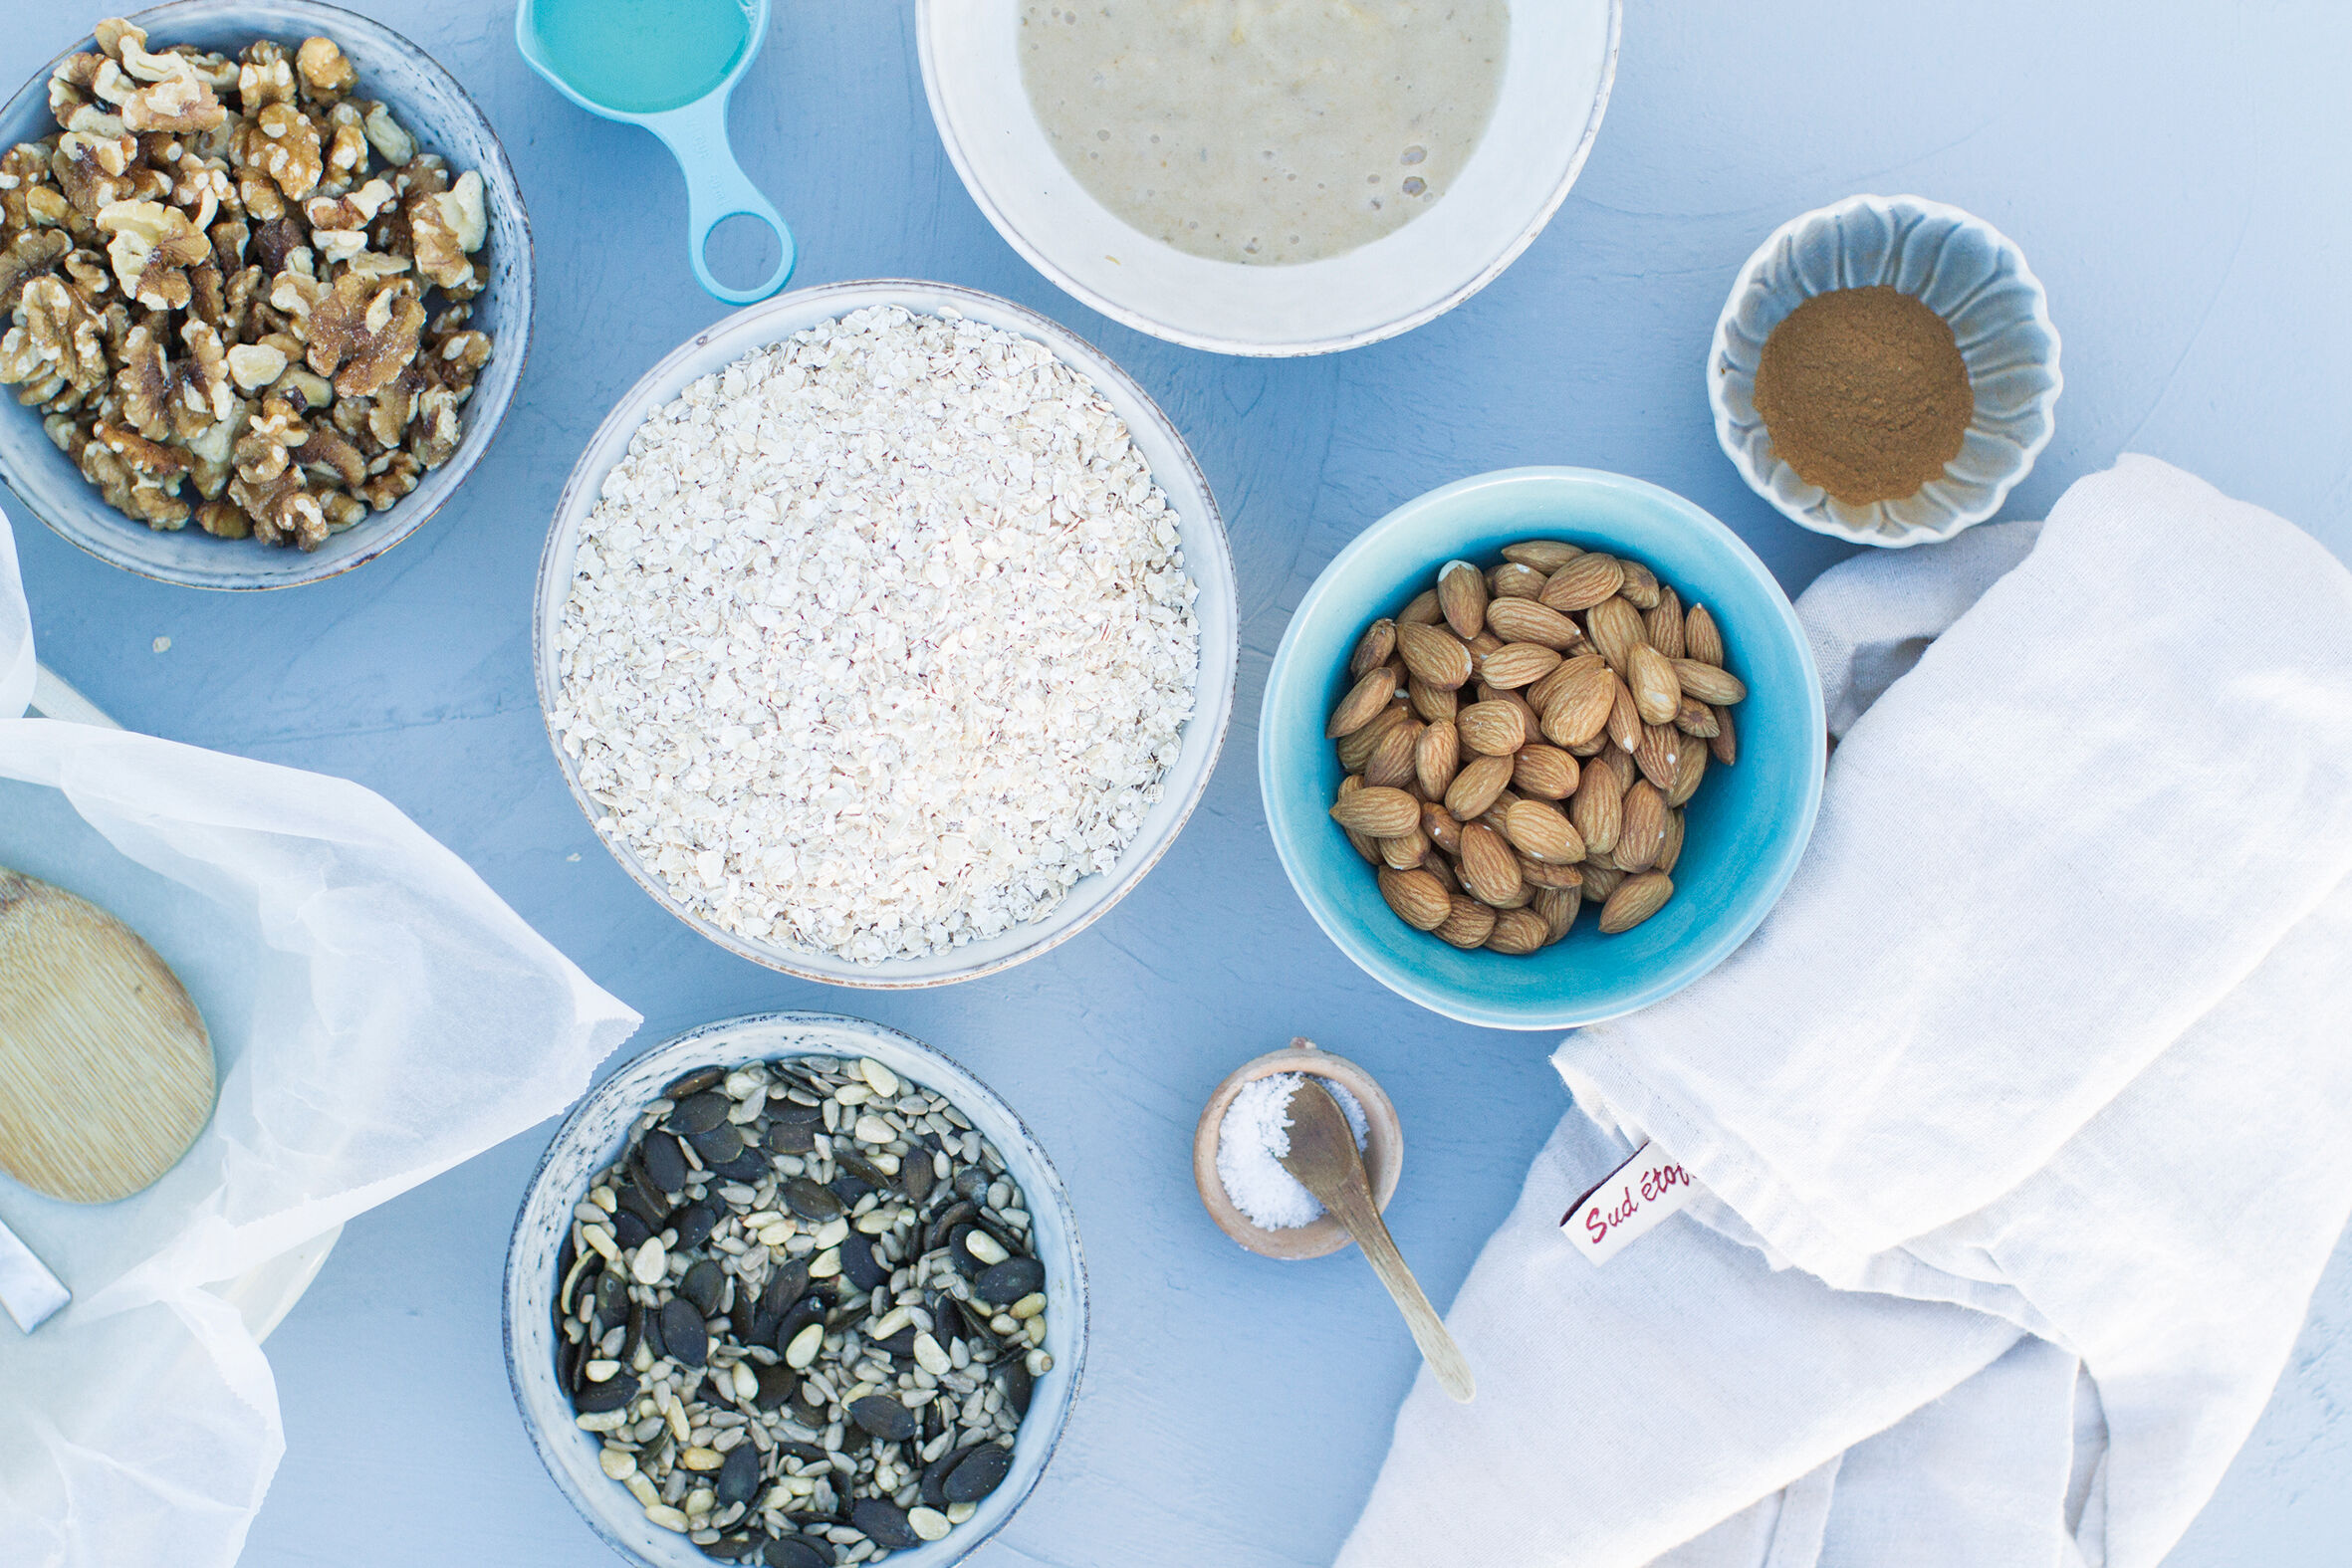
[1336,456,2352,1568]
[0,520,643,1568]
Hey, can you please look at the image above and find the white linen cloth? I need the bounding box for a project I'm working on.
[1336,456,2352,1568]
[0,518,642,1568]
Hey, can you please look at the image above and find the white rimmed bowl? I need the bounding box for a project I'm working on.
[0,0,532,588]
[917,0,1620,356]
[1708,194,2061,548]
[533,279,1238,988]
[504,1011,1086,1568]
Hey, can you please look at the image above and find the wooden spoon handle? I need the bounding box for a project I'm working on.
[1324,1177,1476,1403]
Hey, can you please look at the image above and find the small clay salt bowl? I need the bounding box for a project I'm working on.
[1193,1038,1402,1260]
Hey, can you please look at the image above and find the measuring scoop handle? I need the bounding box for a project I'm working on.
[643,97,797,306]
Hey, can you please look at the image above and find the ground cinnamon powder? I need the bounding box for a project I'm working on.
[1751,285,1973,506]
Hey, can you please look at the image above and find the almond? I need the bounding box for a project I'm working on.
[1489,560,1549,600]
[1512,744,1578,799]
[1539,553,1623,613]
[1607,676,1645,753]
[1684,603,1725,666]
[1409,677,1458,724]
[1600,744,1638,792]
[1455,700,1527,757]
[1673,658,1747,705]
[1525,650,1598,713]
[1710,704,1738,766]
[1349,617,1397,678]
[1519,855,1584,891]
[1501,539,1583,571]
[1477,641,1561,691]
[1395,620,1473,690]
[1566,732,1609,759]
[1414,720,1459,799]
[1485,907,1549,955]
[1627,643,1683,726]
[1379,825,1431,869]
[1363,717,1422,790]
[1476,787,1521,837]
[1616,558,1662,610]
[1484,596,1584,650]
[1326,664,1396,739]
[1598,870,1673,933]
[1334,778,1381,864]
[1443,753,1516,820]
[1657,807,1685,874]
[1569,758,1622,855]
[1424,852,1459,892]
[1668,736,1709,808]
[1378,866,1453,930]
[1438,559,1488,640]
[1503,798,1585,864]
[1335,701,1407,770]
[1539,661,1618,749]
[1329,784,1420,837]
[1432,894,1498,950]
[1534,884,1582,943]
[1586,595,1647,675]
[1615,781,1667,871]
[1634,722,1681,789]
[1482,686,1541,741]
[1580,861,1623,903]
[1421,799,1464,857]
[1644,587,1685,660]
[1457,822,1524,907]
[1674,697,1720,738]
[1398,587,1444,625]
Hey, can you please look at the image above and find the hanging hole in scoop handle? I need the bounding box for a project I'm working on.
[644,100,796,306]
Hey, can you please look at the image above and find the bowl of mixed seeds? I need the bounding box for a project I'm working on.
[0,0,530,588]
[505,1012,1085,1568]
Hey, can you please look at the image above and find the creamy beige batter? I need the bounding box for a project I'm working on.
[1020,1,1509,266]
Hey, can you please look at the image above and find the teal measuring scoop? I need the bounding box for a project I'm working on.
[516,0,796,304]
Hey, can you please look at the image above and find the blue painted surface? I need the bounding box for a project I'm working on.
[3,4,2347,1564]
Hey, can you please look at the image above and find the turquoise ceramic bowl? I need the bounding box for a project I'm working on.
[1261,468,1825,1030]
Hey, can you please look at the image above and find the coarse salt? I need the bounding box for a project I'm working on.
[1216,1072,1370,1231]
[552,305,1200,963]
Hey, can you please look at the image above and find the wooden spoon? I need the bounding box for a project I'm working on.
[0,867,215,1204]
[1279,1079,1475,1402]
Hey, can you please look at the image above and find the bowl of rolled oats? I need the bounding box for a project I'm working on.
[537,279,1237,987]
[0,1,530,588]
[505,1011,1086,1568]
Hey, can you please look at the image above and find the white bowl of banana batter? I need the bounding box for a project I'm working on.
[919,0,1621,357]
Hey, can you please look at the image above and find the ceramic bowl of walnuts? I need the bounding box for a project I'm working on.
[0,0,531,588]
[1260,467,1827,1030]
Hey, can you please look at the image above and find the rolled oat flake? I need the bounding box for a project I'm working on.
[553,305,1201,963]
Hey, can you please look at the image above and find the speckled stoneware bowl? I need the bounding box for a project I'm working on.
[505,1012,1086,1568]
[0,0,532,588]
[1192,1039,1401,1262]
[533,279,1238,990]
[1709,193,2060,548]
[1261,467,1825,1031]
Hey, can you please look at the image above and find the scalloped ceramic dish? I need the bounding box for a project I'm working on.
[917,0,1620,356]
[1260,468,1825,1031]
[0,0,532,588]
[1709,194,2060,548]
[504,1012,1086,1568]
